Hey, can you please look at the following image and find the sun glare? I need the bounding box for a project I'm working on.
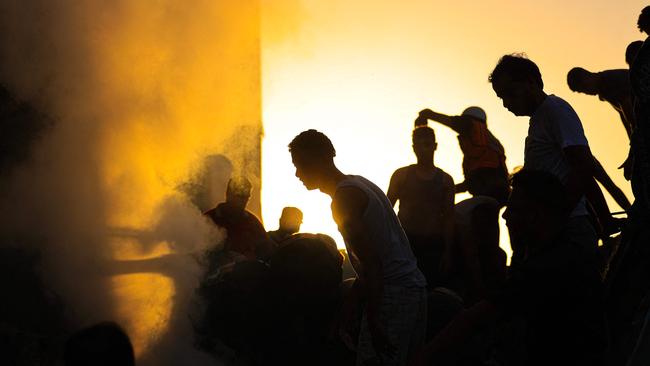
[260,0,641,260]
[260,72,468,250]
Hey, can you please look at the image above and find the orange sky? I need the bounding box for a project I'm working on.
[261,0,647,257]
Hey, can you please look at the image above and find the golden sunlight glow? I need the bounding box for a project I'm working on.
[109,241,173,356]
[88,1,262,358]
[40,0,645,361]
[261,0,645,258]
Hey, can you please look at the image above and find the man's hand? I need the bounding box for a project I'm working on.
[419,108,434,118]
[618,150,634,181]
[415,109,434,127]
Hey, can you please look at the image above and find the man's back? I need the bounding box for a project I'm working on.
[525,94,590,217]
[596,69,635,135]
[205,203,268,260]
[335,175,426,288]
[456,118,507,175]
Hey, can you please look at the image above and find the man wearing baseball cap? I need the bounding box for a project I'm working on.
[415,106,510,206]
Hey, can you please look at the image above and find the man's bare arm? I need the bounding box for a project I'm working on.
[564,146,616,235]
[387,169,403,208]
[333,186,394,355]
[418,108,470,134]
[592,157,631,210]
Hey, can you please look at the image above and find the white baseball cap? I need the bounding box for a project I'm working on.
[461,106,487,122]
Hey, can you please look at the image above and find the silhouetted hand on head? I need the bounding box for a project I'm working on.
[415,108,433,127]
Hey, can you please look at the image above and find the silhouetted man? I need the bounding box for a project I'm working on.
[415,106,510,205]
[618,40,647,182]
[268,206,303,246]
[568,67,635,138]
[489,54,617,253]
[630,6,650,215]
[564,67,635,209]
[289,129,427,366]
[204,176,270,261]
[414,169,607,366]
[387,126,454,288]
[605,9,650,365]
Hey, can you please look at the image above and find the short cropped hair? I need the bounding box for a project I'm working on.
[227,176,252,196]
[626,40,644,65]
[639,6,650,34]
[412,126,436,143]
[281,206,303,221]
[510,169,570,217]
[288,129,336,161]
[489,54,544,89]
[566,67,590,92]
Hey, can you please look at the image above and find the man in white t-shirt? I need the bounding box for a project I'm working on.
[488,54,617,261]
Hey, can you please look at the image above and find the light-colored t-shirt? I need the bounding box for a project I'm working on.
[524,95,589,217]
[335,175,427,288]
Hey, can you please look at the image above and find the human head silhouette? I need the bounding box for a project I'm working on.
[64,322,135,366]
[489,54,544,117]
[461,106,487,124]
[279,206,303,233]
[626,40,644,66]
[412,126,437,163]
[225,176,252,213]
[567,67,598,95]
[289,129,336,191]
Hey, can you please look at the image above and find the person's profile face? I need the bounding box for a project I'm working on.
[492,77,534,117]
[292,153,320,190]
[502,187,536,247]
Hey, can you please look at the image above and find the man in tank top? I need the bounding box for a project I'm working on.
[289,129,427,366]
[387,126,455,288]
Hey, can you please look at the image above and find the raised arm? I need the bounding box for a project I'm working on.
[592,157,631,210]
[417,108,471,134]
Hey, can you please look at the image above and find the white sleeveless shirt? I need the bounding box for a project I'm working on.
[335,175,427,288]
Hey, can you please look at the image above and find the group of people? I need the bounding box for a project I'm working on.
[57,6,650,366]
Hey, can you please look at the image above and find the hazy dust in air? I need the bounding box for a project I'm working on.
[0,0,280,364]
